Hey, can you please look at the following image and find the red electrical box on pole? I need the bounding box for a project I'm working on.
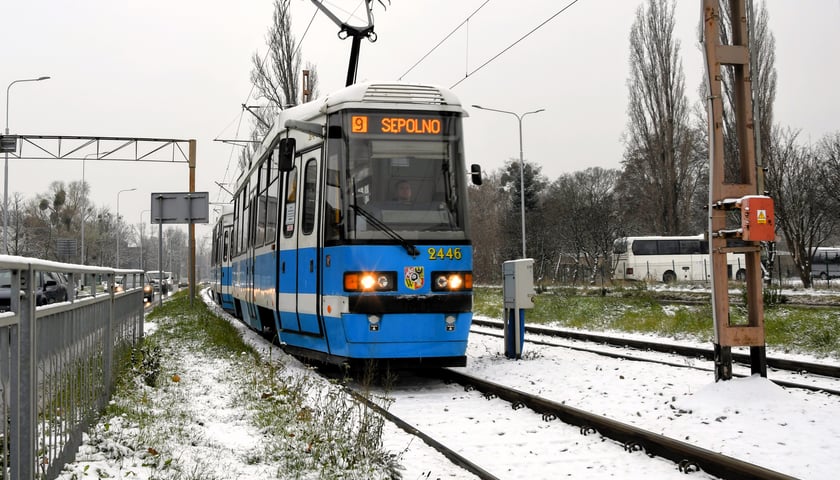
[740,195,775,242]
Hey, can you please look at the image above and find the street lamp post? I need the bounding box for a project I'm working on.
[116,188,136,268]
[139,209,150,270]
[4,76,50,254]
[472,105,544,259]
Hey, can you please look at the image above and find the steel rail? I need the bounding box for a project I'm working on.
[437,368,799,480]
[339,384,500,480]
[471,327,840,396]
[472,318,840,379]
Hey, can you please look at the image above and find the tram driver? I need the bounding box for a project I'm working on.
[394,180,413,204]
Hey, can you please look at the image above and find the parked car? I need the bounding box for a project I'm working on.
[0,270,69,312]
[145,271,170,295]
[142,273,155,303]
[113,275,125,293]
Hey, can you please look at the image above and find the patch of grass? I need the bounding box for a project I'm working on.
[63,290,403,479]
[147,291,260,361]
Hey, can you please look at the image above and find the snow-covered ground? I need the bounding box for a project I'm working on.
[458,320,840,479]
[57,294,840,479]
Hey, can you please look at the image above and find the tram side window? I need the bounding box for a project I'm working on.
[255,161,268,246]
[223,230,229,261]
[242,194,251,251]
[219,231,223,263]
[218,228,224,263]
[325,115,344,241]
[283,167,298,238]
[325,155,342,241]
[265,154,279,244]
[302,159,317,235]
[234,193,242,255]
[242,189,250,254]
[242,204,250,250]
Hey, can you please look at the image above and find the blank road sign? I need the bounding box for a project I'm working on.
[150,192,209,224]
[0,135,17,153]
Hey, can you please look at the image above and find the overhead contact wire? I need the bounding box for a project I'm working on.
[450,0,582,89]
[399,0,491,81]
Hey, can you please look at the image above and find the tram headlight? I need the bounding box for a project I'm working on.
[344,272,397,292]
[431,272,473,291]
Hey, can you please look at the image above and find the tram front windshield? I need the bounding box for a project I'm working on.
[336,111,468,240]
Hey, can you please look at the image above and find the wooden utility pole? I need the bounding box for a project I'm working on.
[302,70,312,104]
[702,0,775,381]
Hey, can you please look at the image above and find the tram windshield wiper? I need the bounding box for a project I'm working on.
[351,204,420,257]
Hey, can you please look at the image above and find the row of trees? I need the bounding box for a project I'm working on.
[13,1,836,290]
[2,179,195,277]
[469,0,840,287]
[228,0,839,288]
[467,128,840,286]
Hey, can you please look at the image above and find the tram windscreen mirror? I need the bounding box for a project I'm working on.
[278,138,296,171]
[471,164,483,185]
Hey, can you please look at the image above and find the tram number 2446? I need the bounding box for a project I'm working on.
[428,247,463,260]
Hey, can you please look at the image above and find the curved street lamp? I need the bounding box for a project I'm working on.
[4,75,51,253]
[472,105,545,259]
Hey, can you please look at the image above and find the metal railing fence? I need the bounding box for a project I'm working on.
[1,256,144,479]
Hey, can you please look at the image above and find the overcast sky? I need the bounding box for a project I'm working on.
[2,0,838,247]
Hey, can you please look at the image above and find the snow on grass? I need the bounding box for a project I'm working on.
[57,293,407,480]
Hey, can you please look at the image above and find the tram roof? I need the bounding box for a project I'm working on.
[241,81,466,186]
[319,81,466,114]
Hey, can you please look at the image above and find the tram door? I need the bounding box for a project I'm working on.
[278,163,301,332]
[296,152,323,335]
[245,194,259,326]
[277,148,324,335]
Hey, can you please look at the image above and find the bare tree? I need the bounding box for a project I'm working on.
[251,0,320,113]
[764,127,836,287]
[242,0,321,174]
[8,192,28,256]
[619,0,704,236]
[467,172,507,283]
[545,168,623,284]
[817,131,840,218]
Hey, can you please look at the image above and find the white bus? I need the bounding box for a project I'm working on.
[810,247,840,280]
[613,235,747,283]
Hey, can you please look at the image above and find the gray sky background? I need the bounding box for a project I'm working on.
[2,0,838,246]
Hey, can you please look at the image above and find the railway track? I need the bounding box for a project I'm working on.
[227,294,827,479]
[472,318,840,387]
[340,368,798,480]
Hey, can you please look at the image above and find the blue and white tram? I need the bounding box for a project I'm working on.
[226,81,482,367]
[210,205,235,314]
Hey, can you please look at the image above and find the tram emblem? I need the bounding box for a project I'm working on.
[404,266,424,290]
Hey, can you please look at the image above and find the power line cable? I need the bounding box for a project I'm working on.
[450,0,582,89]
[399,0,491,81]
[322,0,367,25]
[293,5,320,59]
